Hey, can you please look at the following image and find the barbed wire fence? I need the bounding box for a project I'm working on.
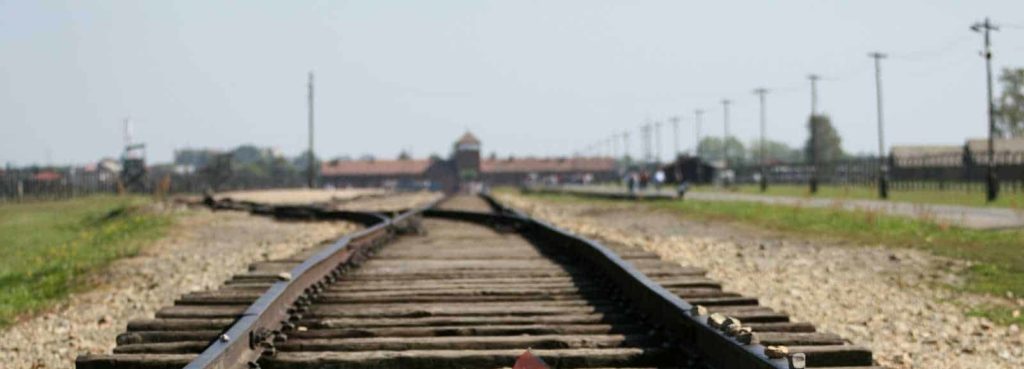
[728,151,1024,193]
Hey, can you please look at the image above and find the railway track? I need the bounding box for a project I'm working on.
[76,194,878,369]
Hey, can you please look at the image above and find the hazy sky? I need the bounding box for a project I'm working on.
[3,1,1024,166]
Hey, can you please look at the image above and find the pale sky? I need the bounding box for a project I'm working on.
[3,1,1024,166]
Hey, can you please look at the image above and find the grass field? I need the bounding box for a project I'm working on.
[515,190,1024,325]
[0,196,173,327]
[693,184,1024,209]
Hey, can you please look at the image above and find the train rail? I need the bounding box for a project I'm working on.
[76,194,877,369]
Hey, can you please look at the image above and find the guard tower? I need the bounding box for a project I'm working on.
[120,118,147,192]
[453,132,481,189]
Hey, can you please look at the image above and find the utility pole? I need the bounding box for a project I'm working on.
[654,121,663,165]
[639,125,646,164]
[869,52,889,199]
[306,72,316,189]
[808,74,821,194]
[972,18,1000,202]
[618,132,626,161]
[611,134,618,159]
[754,88,769,192]
[694,110,704,155]
[694,109,704,183]
[721,100,732,179]
[647,123,654,164]
[670,117,680,159]
[642,123,652,165]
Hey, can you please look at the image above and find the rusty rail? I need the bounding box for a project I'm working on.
[180,196,445,369]
[476,193,792,369]
[78,193,870,369]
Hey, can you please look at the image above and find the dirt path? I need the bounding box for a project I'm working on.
[0,206,356,369]
[496,192,1024,369]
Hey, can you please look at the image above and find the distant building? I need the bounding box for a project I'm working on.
[660,154,715,184]
[32,171,62,181]
[320,158,437,188]
[81,158,122,182]
[965,137,1024,165]
[891,137,1024,167]
[890,137,1024,184]
[320,132,618,192]
[890,145,963,167]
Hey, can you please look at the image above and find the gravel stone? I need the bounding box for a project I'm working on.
[214,188,384,205]
[0,207,356,369]
[497,192,1024,369]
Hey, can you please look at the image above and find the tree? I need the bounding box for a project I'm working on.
[697,136,746,165]
[748,139,802,163]
[200,153,233,191]
[803,114,844,163]
[397,150,412,160]
[232,145,269,165]
[996,67,1024,137]
[292,150,320,177]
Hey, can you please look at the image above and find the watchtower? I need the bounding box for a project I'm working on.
[453,132,481,183]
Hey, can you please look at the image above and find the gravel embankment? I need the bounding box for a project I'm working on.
[336,191,443,212]
[215,188,384,205]
[496,192,1024,369]
[0,206,356,369]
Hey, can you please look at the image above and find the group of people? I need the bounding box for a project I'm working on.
[624,169,665,192]
[624,169,689,198]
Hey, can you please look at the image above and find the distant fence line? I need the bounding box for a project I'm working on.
[6,152,1024,201]
[728,152,1024,192]
[0,168,311,202]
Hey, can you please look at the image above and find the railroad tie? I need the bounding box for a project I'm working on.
[77,195,879,369]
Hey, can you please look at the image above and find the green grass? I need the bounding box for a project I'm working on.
[967,305,1024,326]
[0,196,173,327]
[693,184,1024,209]
[514,190,1024,324]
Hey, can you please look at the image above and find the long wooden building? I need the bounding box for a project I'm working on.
[320,132,618,192]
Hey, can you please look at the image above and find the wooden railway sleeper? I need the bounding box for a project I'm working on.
[77,195,878,369]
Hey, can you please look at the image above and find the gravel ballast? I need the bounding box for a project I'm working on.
[0,207,356,369]
[496,192,1024,369]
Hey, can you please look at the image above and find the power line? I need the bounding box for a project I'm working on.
[889,34,974,62]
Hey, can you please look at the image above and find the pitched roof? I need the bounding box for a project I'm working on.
[456,132,481,146]
[33,171,62,181]
[966,137,1024,164]
[481,157,616,173]
[890,145,962,157]
[965,137,1024,153]
[321,159,432,177]
[890,145,962,167]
